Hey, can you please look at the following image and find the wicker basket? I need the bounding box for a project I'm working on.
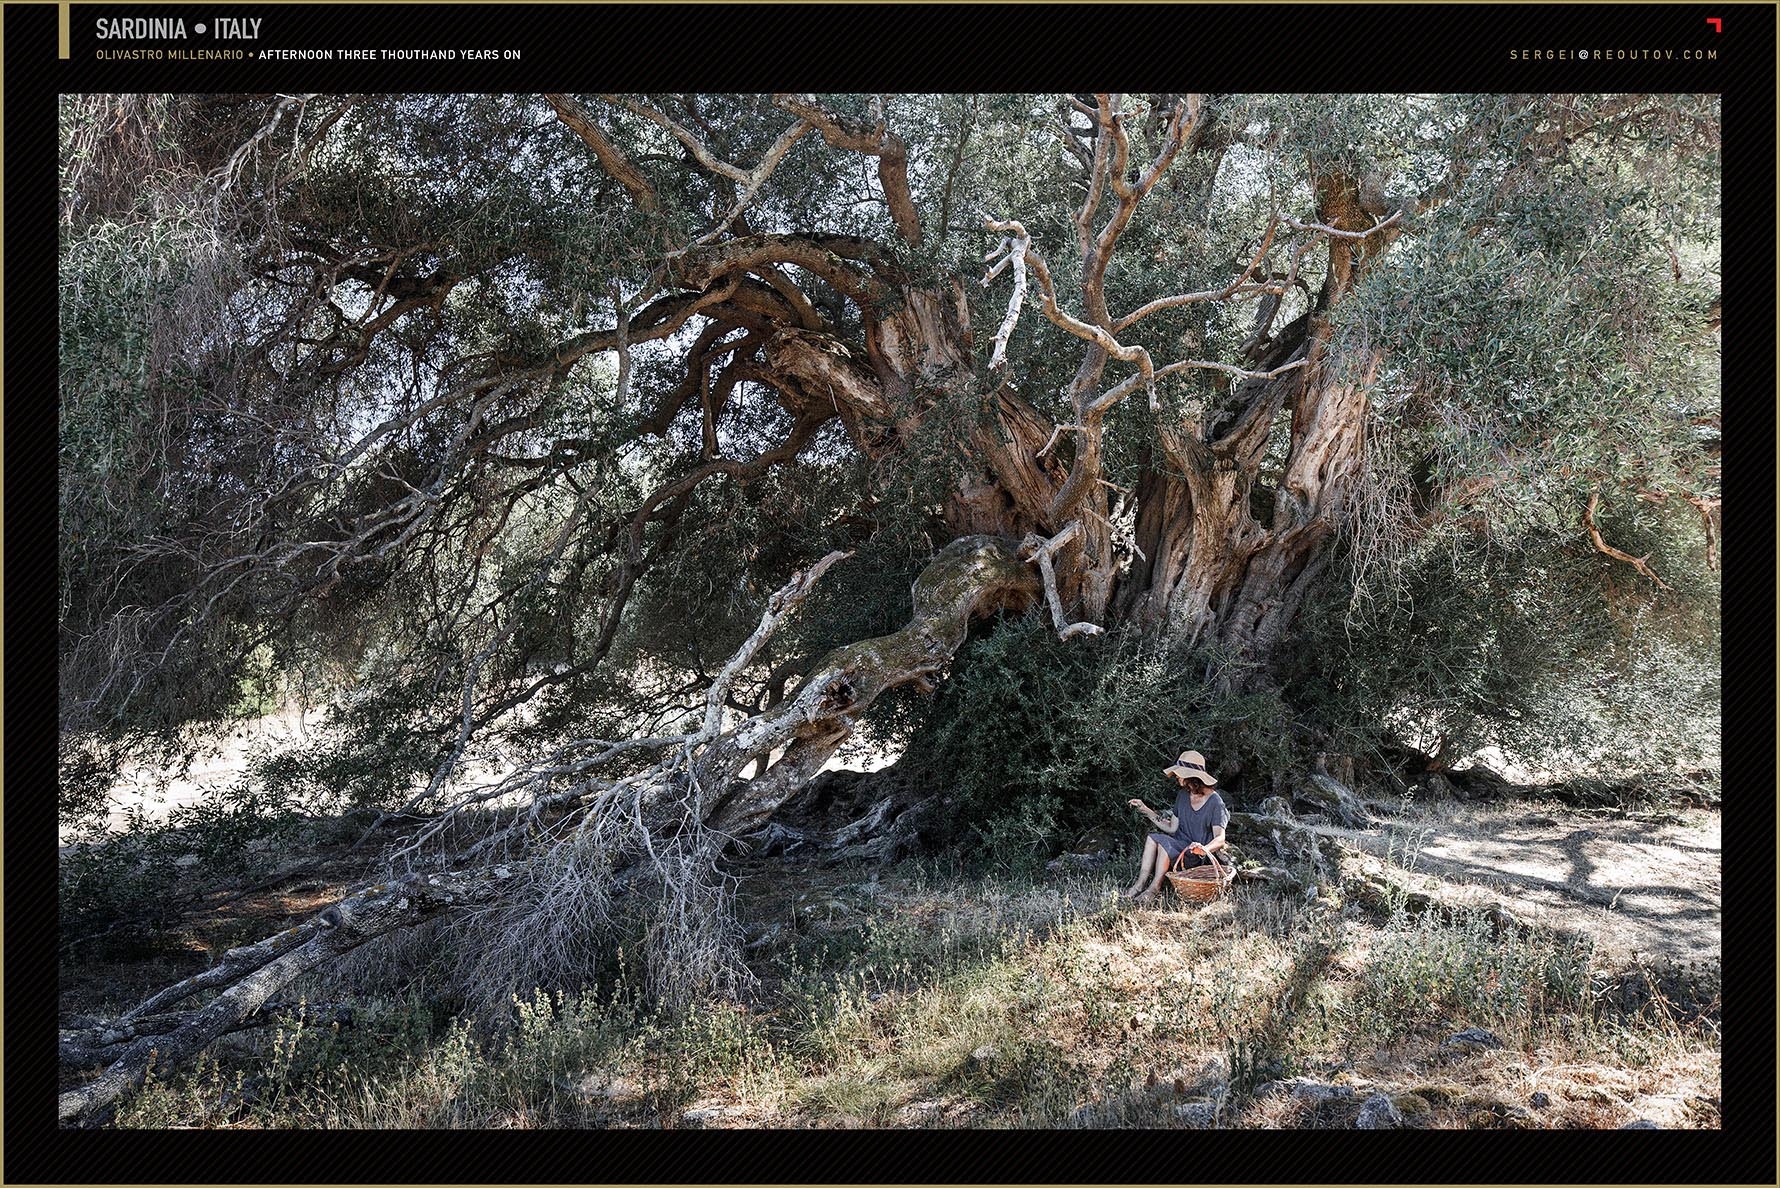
[1165,848,1235,902]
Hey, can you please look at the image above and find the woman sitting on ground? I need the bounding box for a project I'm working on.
[1122,749,1229,903]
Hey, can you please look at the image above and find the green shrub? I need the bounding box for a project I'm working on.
[1347,907,1596,1044]
[907,617,1300,864]
[58,781,311,950]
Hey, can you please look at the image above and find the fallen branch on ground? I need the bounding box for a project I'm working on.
[58,537,1041,1126]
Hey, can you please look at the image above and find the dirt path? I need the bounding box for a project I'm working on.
[1310,801,1720,967]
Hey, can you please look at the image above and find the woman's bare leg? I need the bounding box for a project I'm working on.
[1134,845,1175,903]
[1142,850,1175,900]
[1121,840,1151,897]
[1122,838,1161,898]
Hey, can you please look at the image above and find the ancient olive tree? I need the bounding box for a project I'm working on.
[58,93,1719,1121]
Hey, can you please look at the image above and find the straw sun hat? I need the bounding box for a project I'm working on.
[1162,749,1218,786]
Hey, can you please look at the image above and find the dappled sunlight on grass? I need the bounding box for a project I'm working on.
[99,847,1718,1129]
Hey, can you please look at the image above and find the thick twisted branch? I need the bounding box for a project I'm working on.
[544,93,658,211]
[774,94,923,246]
[1086,94,1197,313]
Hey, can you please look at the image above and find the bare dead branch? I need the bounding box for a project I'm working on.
[1584,491,1672,591]
[689,118,814,248]
[702,550,852,738]
[1035,421,1084,461]
[211,94,320,193]
[1150,356,1311,386]
[1074,96,1113,261]
[982,218,1153,377]
[118,924,321,1022]
[1020,523,1104,641]
[62,1001,353,1069]
[1282,210,1402,240]
[982,234,1028,370]
[1108,206,1393,343]
[61,529,1046,1127]
[602,95,812,248]
[385,404,835,853]
[995,214,1287,426]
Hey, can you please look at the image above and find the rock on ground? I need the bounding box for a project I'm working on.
[1444,1027,1504,1049]
[1355,1091,1403,1129]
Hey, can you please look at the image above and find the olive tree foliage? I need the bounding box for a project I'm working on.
[56,92,1718,1120]
[60,92,1717,779]
[1288,95,1721,775]
[59,89,1722,838]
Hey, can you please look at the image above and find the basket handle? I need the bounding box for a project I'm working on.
[1171,846,1224,880]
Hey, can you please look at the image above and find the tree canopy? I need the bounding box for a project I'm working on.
[60,93,1720,807]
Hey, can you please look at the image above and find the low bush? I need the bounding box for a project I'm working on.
[58,781,315,952]
[1346,906,1597,1045]
[906,617,1300,868]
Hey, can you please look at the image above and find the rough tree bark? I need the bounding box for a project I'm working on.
[1114,176,1401,670]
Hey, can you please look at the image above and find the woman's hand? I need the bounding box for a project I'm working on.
[1189,842,1208,855]
[1127,798,1146,810]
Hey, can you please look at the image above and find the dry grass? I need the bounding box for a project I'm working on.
[93,841,1720,1129]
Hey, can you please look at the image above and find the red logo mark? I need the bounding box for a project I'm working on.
[1705,17,1722,32]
